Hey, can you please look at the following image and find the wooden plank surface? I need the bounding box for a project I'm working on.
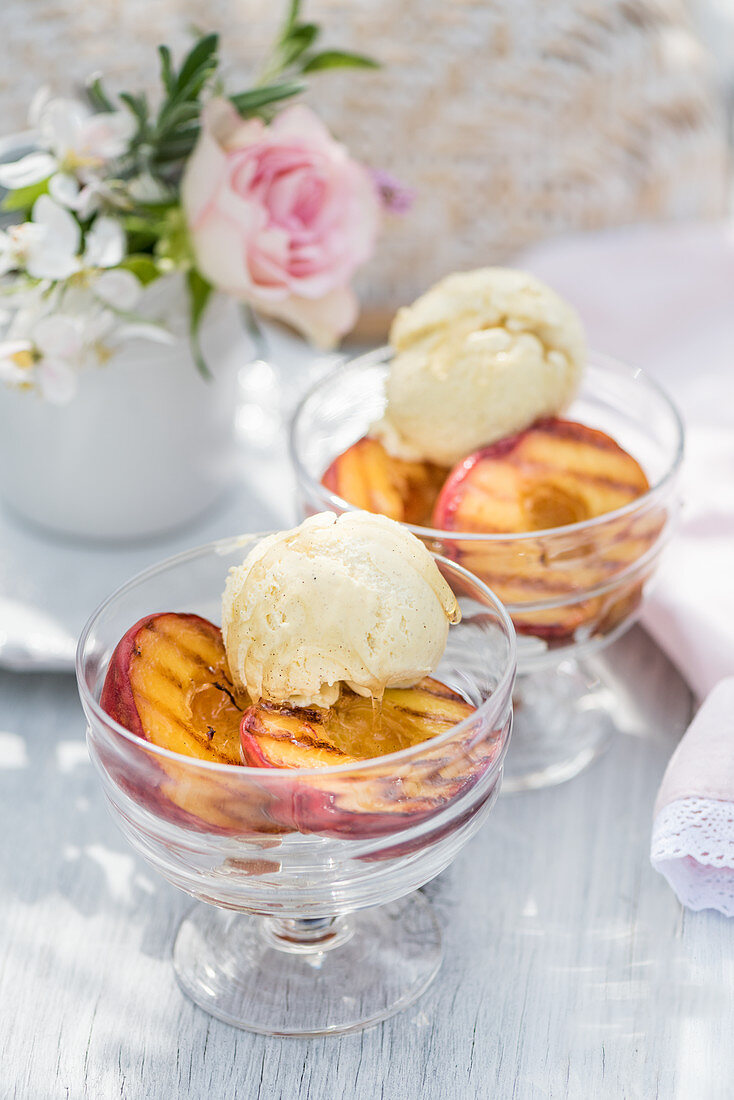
[2,625,731,1099]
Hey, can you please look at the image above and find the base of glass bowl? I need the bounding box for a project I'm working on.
[502,656,618,792]
[173,892,442,1036]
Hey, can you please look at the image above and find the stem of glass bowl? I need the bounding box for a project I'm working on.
[260,915,354,955]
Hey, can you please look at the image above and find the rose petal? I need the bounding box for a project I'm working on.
[181,109,232,226]
[270,105,336,148]
[255,284,359,349]
[188,212,256,297]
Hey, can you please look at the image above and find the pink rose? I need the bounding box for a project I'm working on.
[182,99,380,348]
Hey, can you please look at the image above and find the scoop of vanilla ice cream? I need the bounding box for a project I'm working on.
[373,267,586,466]
[221,512,460,709]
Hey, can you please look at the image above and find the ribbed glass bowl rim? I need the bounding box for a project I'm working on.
[288,347,685,543]
[76,533,517,779]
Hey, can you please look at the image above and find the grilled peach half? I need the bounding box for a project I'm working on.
[432,418,658,641]
[99,613,281,834]
[322,436,448,526]
[240,678,498,838]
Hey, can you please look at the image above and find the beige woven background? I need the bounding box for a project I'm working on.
[3,1,730,332]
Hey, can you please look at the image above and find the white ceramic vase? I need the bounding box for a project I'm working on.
[0,275,249,541]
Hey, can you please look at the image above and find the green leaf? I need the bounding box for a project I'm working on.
[172,60,218,106]
[119,254,161,285]
[154,39,217,139]
[240,303,268,361]
[279,22,320,68]
[229,80,304,115]
[122,214,161,252]
[154,207,193,269]
[120,91,150,134]
[176,33,219,95]
[301,50,379,73]
[163,102,200,127]
[86,74,115,113]
[123,214,159,235]
[158,45,175,94]
[154,100,201,140]
[187,269,214,380]
[282,0,302,36]
[153,131,201,163]
[1,177,50,212]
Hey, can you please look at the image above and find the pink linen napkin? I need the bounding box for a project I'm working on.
[650,678,734,916]
[518,222,734,914]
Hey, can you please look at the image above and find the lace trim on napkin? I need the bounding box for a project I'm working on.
[651,797,734,917]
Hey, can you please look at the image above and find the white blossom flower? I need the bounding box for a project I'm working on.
[0,196,126,282]
[47,171,125,218]
[0,339,34,387]
[0,280,175,404]
[33,94,135,166]
[83,216,125,269]
[29,315,82,402]
[0,196,80,280]
[0,153,57,190]
[0,93,135,194]
[0,315,80,403]
[92,269,143,312]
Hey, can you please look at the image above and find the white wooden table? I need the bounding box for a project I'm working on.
[3,615,733,1098]
[1,332,732,1099]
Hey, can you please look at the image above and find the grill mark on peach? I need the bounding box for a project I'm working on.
[259,701,324,723]
[389,706,455,727]
[519,466,644,497]
[460,463,645,508]
[270,729,351,757]
[151,619,228,669]
[244,716,352,758]
[423,682,466,702]
[135,635,218,681]
[462,555,642,589]
[135,700,234,764]
[137,691,223,741]
[459,569,579,596]
[402,676,467,702]
[532,418,632,452]
[131,659,234,710]
[460,519,659,568]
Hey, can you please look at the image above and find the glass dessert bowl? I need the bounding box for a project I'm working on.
[290,348,683,791]
[76,533,515,1036]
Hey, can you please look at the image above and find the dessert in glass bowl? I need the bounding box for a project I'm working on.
[77,513,515,1036]
[290,269,684,791]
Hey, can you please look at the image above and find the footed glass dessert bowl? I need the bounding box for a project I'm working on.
[289,349,683,792]
[76,535,515,1036]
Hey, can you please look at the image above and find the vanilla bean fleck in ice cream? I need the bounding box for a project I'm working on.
[221,512,460,708]
[372,267,586,466]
